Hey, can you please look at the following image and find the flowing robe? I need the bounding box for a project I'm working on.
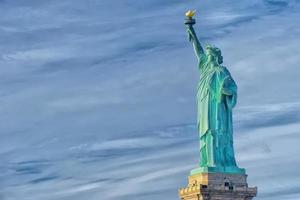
[197,56,238,168]
[185,24,239,169]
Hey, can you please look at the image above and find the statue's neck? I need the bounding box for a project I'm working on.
[206,55,218,67]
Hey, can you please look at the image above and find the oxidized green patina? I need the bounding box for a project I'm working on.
[185,13,245,175]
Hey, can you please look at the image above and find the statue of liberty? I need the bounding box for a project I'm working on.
[184,11,245,174]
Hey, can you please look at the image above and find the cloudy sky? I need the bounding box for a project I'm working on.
[1,0,300,199]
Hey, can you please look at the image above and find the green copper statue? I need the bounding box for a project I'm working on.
[184,10,245,175]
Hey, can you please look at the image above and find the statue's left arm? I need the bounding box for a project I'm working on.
[222,76,237,109]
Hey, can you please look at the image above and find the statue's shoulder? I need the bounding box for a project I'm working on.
[220,66,231,75]
[199,54,207,64]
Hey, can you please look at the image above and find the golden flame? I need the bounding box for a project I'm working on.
[185,10,196,18]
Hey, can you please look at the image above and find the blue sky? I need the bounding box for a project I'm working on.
[1,0,300,199]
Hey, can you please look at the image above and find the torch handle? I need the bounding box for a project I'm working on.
[185,17,196,25]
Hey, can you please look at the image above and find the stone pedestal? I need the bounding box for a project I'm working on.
[178,173,257,200]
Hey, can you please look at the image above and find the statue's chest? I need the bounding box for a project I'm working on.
[200,69,222,86]
[198,69,224,97]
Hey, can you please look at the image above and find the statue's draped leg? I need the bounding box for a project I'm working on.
[199,134,207,166]
[207,132,214,166]
[219,134,226,166]
[200,131,217,167]
[214,130,222,167]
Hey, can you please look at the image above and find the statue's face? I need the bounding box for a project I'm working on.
[205,46,222,64]
[205,48,214,56]
[206,48,217,64]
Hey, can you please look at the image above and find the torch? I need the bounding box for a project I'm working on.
[184,10,196,25]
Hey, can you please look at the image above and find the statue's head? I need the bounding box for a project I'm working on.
[205,45,223,65]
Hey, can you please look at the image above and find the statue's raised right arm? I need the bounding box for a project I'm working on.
[185,21,205,61]
[185,24,204,60]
